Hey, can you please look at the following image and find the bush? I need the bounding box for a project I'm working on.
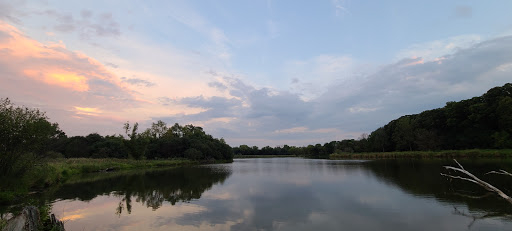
[0,98,62,193]
[184,148,203,160]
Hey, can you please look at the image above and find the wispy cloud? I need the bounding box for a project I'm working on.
[332,0,348,16]
[41,9,121,40]
[285,55,361,100]
[0,0,25,23]
[161,1,232,64]
[121,77,156,87]
[156,35,512,146]
[396,34,482,61]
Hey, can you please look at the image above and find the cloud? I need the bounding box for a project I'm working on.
[80,9,92,19]
[316,35,512,133]
[154,76,335,146]
[41,9,120,39]
[165,2,232,63]
[121,77,156,87]
[396,34,482,62]
[285,55,360,100]
[162,95,242,122]
[0,0,25,23]
[332,0,348,16]
[154,35,512,147]
[105,62,119,68]
[74,107,102,116]
[207,81,228,91]
[0,20,140,135]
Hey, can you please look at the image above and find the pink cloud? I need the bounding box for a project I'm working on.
[0,20,143,135]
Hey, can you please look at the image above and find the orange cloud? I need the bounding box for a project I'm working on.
[24,70,89,92]
[74,107,102,116]
[0,20,153,135]
[0,22,69,59]
[0,20,125,92]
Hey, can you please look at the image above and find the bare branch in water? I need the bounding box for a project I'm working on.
[441,159,512,205]
[485,170,512,177]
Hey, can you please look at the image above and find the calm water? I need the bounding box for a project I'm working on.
[44,158,512,230]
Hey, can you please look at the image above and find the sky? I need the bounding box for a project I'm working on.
[1,0,512,147]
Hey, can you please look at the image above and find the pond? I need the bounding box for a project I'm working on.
[38,158,512,230]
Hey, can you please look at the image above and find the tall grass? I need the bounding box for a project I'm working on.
[0,158,195,204]
[329,149,512,159]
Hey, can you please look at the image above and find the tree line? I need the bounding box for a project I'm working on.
[234,83,512,157]
[49,121,233,161]
[2,82,511,165]
[0,97,233,187]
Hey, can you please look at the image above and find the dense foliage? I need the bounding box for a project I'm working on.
[234,83,512,157]
[48,121,233,161]
[365,83,512,152]
[0,98,232,203]
[0,98,63,188]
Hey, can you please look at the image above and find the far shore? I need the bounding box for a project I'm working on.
[234,155,299,158]
[234,149,512,160]
[329,149,512,159]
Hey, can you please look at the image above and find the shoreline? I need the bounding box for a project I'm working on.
[234,155,298,158]
[1,158,232,205]
[329,149,512,159]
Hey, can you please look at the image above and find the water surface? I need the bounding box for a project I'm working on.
[49,158,512,230]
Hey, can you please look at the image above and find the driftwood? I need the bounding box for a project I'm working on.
[2,206,39,231]
[441,159,512,204]
[2,207,65,231]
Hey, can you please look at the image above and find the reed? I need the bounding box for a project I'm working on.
[329,149,512,159]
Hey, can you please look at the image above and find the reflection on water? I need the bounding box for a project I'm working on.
[48,158,512,231]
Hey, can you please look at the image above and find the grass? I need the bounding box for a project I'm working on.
[0,219,6,231]
[329,149,512,159]
[0,158,196,205]
[45,158,196,183]
[234,155,298,158]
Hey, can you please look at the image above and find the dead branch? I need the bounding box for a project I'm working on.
[485,170,512,177]
[441,159,512,205]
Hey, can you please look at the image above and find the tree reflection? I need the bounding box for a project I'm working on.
[47,166,231,215]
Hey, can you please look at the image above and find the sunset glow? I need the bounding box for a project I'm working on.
[24,70,89,92]
[1,1,512,146]
[74,107,101,116]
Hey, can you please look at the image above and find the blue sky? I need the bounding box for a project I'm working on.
[1,0,512,146]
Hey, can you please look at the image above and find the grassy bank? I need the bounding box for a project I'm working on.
[0,158,196,204]
[234,155,298,158]
[47,158,195,176]
[329,149,512,159]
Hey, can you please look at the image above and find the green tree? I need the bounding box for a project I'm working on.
[184,148,203,160]
[392,116,415,151]
[0,98,62,187]
[497,96,512,133]
[147,120,168,139]
[414,129,440,151]
[123,122,148,160]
